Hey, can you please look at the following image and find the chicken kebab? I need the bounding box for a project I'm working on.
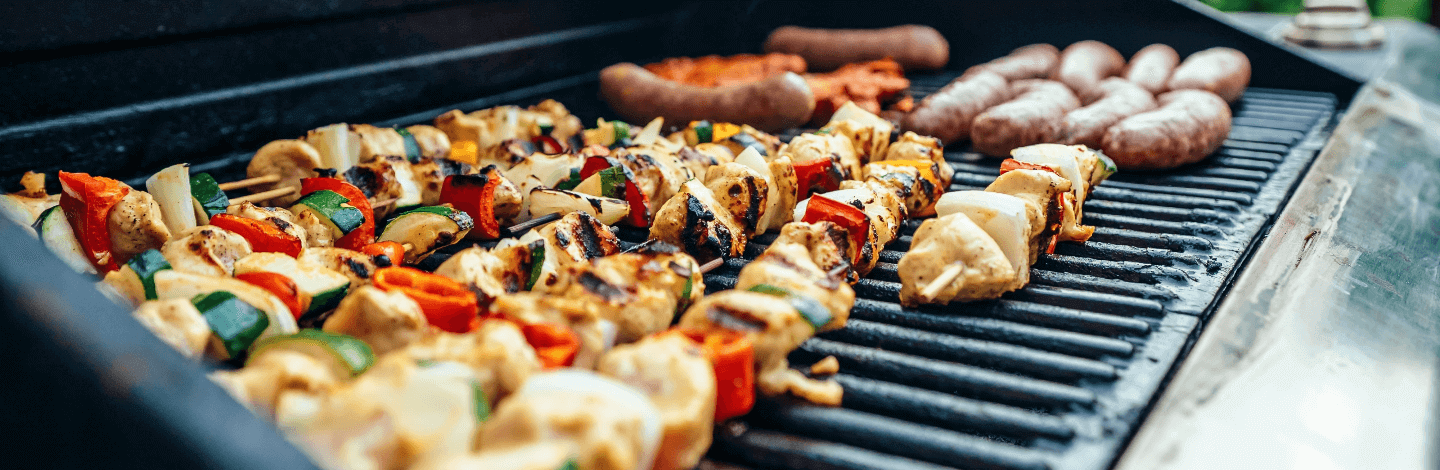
[898,143,1116,306]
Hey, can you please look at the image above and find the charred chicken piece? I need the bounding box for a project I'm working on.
[780,132,861,181]
[132,298,211,358]
[161,225,253,277]
[649,179,745,263]
[985,168,1071,264]
[703,162,770,237]
[434,239,535,308]
[898,212,1017,306]
[299,247,378,289]
[539,244,704,344]
[108,187,172,264]
[433,99,583,152]
[1009,144,1115,242]
[488,292,614,370]
[677,290,841,406]
[598,333,716,470]
[322,285,427,356]
[879,131,954,192]
[863,161,944,216]
[227,202,309,247]
[820,102,893,163]
[392,319,541,403]
[518,211,622,291]
[770,221,857,283]
[735,240,854,331]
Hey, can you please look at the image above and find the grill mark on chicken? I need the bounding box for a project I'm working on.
[266,217,293,232]
[707,305,767,332]
[577,271,630,303]
[555,229,572,248]
[346,258,372,279]
[343,166,381,198]
[678,146,716,166]
[576,218,608,260]
[741,176,764,235]
[680,194,732,262]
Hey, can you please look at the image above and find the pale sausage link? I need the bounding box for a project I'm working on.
[1101,89,1231,170]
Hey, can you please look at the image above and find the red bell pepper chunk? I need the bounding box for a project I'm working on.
[531,135,565,155]
[579,155,620,180]
[801,194,870,265]
[372,267,479,333]
[670,329,755,421]
[438,166,504,239]
[210,214,303,258]
[235,272,308,320]
[360,241,406,264]
[792,157,841,200]
[299,178,373,250]
[521,322,581,369]
[999,159,1060,175]
[579,156,651,227]
[58,172,131,273]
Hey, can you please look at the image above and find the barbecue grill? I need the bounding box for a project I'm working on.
[2,1,1435,470]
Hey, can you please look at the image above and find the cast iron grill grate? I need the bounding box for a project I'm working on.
[147,71,1337,470]
[694,73,1338,470]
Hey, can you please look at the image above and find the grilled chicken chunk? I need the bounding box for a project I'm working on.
[703,162,770,237]
[162,225,253,277]
[736,242,854,331]
[227,202,309,247]
[132,298,211,358]
[322,285,427,356]
[598,333,716,470]
[880,131,954,192]
[108,188,171,264]
[247,139,322,206]
[821,102,893,162]
[770,221,857,283]
[299,247,378,289]
[793,186,898,276]
[282,356,484,470]
[675,146,725,180]
[343,161,403,216]
[488,292,614,370]
[212,349,344,419]
[650,179,745,263]
[540,245,704,344]
[435,239,535,308]
[762,155,800,233]
[391,319,541,403]
[935,190,1037,292]
[616,145,691,214]
[863,161,944,216]
[404,125,453,160]
[1009,144,1114,242]
[434,99,583,152]
[475,370,662,470]
[678,290,840,405]
[518,211,621,291]
[898,213,1017,306]
[985,168,1071,264]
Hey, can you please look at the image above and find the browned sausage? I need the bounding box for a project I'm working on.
[1167,47,1251,102]
[1101,90,1231,170]
[763,25,949,71]
[1051,41,1126,104]
[1058,78,1156,149]
[599,62,815,132]
[961,43,1060,81]
[900,70,1010,144]
[970,79,1081,156]
[1124,44,1179,94]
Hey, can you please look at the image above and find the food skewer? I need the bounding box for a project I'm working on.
[226,186,294,206]
[216,174,280,191]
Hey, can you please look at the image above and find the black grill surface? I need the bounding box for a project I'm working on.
[697,73,1339,470]
[160,71,1338,470]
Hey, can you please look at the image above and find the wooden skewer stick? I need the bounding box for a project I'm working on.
[698,258,723,275]
[217,174,281,191]
[372,198,398,211]
[502,212,563,237]
[917,261,966,303]
[227,186,296,206]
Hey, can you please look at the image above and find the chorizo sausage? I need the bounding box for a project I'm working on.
[1166,47,1251,102]
[900,69,1010,144]
[1058,78,1156,149]
[1101,90,1231,170]
[599,62,815,133]
[1124,44,1179,94]
[763,25,949,71]
[962,43,1060,81]
[1050,41,1125,104]
[970,79,1081,157]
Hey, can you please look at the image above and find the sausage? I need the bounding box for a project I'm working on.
[599,62,814,133]
[1124,44,1179,94]
[1167,47,1251,102]
[1058,78,1156,149]
[1050,41,1126,104]
[970,79,1080,157]
[900,70,1010,144]
[763,25,949,72]
[962,44,1060,81]
[1101,90,1231,170]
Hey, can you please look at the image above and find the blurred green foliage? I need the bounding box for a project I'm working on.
[1203,0,1431,20]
